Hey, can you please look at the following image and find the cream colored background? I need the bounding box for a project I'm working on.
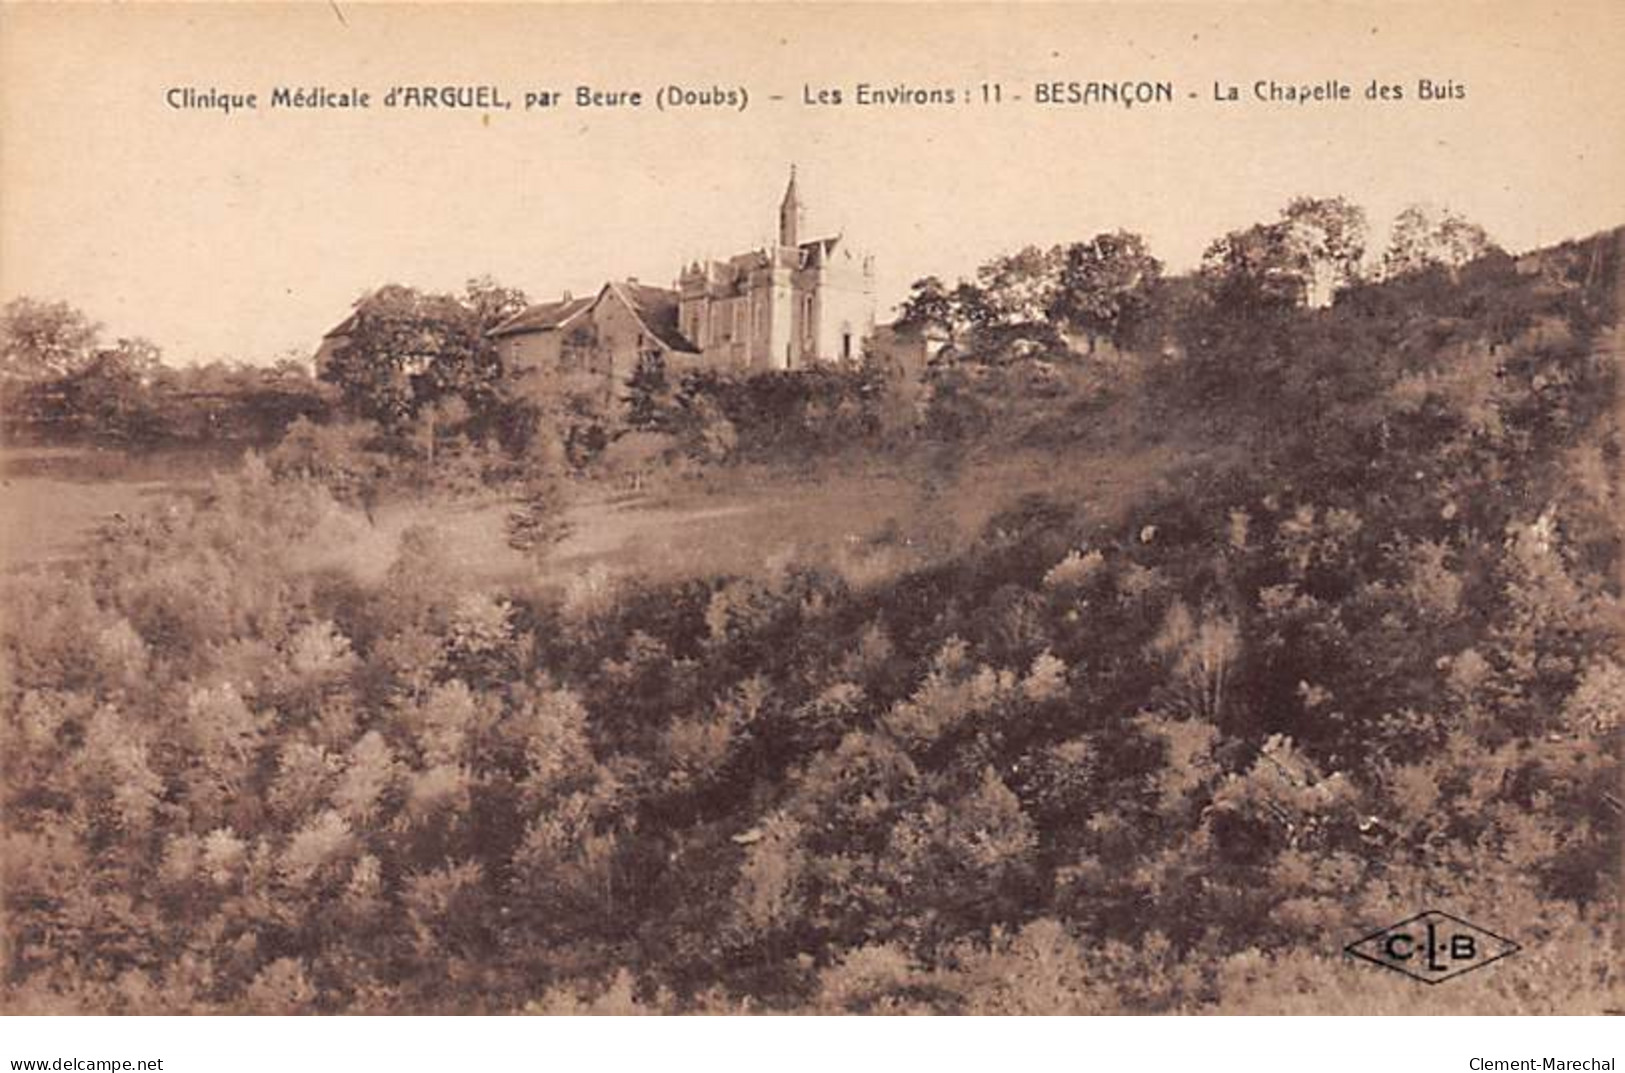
[1,1,1621,365]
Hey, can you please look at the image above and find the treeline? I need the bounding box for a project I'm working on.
[0,302,327,447]
[0,278,535,452]
[894,199,1498,363]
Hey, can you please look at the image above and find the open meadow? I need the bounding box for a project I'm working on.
[4,433,1220,592]
[0,444,243,571]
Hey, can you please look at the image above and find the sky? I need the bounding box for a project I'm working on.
[2,2,1623,366]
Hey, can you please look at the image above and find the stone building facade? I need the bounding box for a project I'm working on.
[676,169,877,371]
[489,281,701,414]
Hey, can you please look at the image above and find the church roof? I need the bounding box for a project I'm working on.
[725,249,772,272]
[488,295,595,338]
[682,235,841,283]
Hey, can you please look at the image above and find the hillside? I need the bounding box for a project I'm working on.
[0,227,1619,1014]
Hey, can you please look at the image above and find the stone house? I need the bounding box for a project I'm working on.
[490,280,702,415]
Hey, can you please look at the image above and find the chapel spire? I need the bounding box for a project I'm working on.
[778,165,804,249]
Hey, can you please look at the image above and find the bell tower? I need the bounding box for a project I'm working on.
[778,165,804,249]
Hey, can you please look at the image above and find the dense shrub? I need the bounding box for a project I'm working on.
[636,364,903,462]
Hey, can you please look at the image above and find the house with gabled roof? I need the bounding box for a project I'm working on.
[312,303,366,382]
[491,279,703,414]
[488,293,595,341]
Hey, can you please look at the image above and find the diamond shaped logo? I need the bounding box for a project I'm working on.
[1344,910,1521,984]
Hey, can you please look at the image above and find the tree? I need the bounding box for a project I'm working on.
[267,417,388,511]
[1,297,100,382]
[623,352,673,431]
[950,281,999,338]
[1382,204,1498,280]
[461,275,529,335]
[1049,230,1163,352]
[1279,196,1368,306]
[1199,199,1369,315]
[317,277,527,437]
[900,251,1067,363]
[450,277,529,423]
[896,276,968,345]
[680,393,737,463]
[320,285,496,432]
[1198,221,1307,315]
[900,248,1072,361]
[58,337,164,440]
[975,245,1064,329]
[883,768,1039,942]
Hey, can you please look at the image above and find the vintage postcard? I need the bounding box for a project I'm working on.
[0,0,1620,1030]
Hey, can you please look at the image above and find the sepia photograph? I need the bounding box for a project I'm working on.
[0,0,1620,1049]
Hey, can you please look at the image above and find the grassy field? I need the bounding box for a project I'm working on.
[0,443,245,571]
[0,436,1223,589]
